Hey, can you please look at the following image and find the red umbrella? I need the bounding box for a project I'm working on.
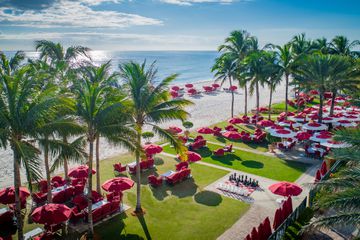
[315,169,321,182]
[223,131,242,140]
[144,144,163,155]
[250,227,258,240]
[259,107,269,112]
[212,83,220,88]
[170,90,179,98]
[229,85,237,91]
[186,151,202,162]
[257,119,274,127]
[197,127,214,134]
[102,177,134,192]
[320,161,327,175]
[171,86,180,91]
[296,132,312,141]
[287,196,293,214]
[31,203,72,225]
[0,187,30,204]
[68,165,96,179]
[262,217,272,239]
[280,112,295,117]
[168,126,182,134]
[228,117,243,124]
[185,83,193,88]
[244,234,252,240]
[187,88,197,94]
[257,223,264,240]
[269,182,302,197]
[309,89,319,95]
[273,208,283,230]
[203,86,213,91]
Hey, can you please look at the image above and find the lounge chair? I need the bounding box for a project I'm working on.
[175,161,189,171]
[214,148,224,156]
[113,163,126,175]
[148,175,163,187]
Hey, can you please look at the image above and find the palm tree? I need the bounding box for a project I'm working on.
[212,53,237,117]
[118,60,192,214]
[0,53,66,240]
[329,36,360,58]
[291,33,312,56]
[74,62,135,238]
[308,128,360,233]
[312,37,330,54]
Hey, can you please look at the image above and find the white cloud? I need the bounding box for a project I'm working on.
[159,0,236,6]
[0,0,162,28]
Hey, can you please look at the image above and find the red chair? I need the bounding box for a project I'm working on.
[224,144,233,152]
[52,191,65,204]
[100,202,112,218]
[110,200,121,215]
[74,184,85,196]
[38,180,48,193]
[91,208,103,223]
[51,176,65,187]
[64,186,75,201]
[91,191,103,203]
[166,172,180,185]
[175,161,189,171]
[140,161,148,171]
[194,135,203,142]
[241,135,251,142]
[72,195,88,211]
[0,210,14,225]
[128,165,137,174]
[113,163,126,174]
[71,207,85,223]
[32,192,47,206]
[182,168,191,179]
[148,175,163,187]
[278,143,285,149]
[213,148,224,156]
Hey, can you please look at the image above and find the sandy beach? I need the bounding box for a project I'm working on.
[0,79,290,188]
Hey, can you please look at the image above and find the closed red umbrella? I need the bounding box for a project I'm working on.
[269,182,302,197]
[262,217,272,239]
[244,234,252,240]
[257,119,274,127]
[320,161,327,175]
[197,127,214,134]
[315,169,321,182]
[287,196,293,214]
[257,223,264,240]
[0,187,30,204]
[168,126,182,134]
[31,203,72,225]
[228,117,243,124]
[250,227,258,240]
[185,83,193,88]
[102,177,134,192]
[223,131,242,140]
[144,144,163,155]
[187,151,202,162]
[273,208,283,230]
[68,165,96,179]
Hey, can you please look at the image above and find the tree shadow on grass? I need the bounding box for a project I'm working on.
[154,157,164,166]
[210,154,241,166]
[241,160,264,169]
[194,191,222,206]
[149,178,198,201]
[214,136,226,143]
[137,215,151,240]
[195,147,212,157]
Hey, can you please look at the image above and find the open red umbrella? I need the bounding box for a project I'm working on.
[168,126,182,134]
[187,151,202,162]
[250,227,258,240]
[273,208,283,230]
[315,169,321,182]
[102,177,134,192]
[0,187,30,204]
[286,196,293,214]
[269,182,302,197]
[68,165,96,179]
[263,217,272,239]
[212,83,220,88]
[223,131,242,140]
[320,161,327,175]
[31,203,72,225]
[185,83,193,88]
[295,132,312,141]
[197,127,214,134]
[228,117,243,124]
[229,85,238,91]
[170,90,179,98]
[144,144,163,155]
[171,86,180,91]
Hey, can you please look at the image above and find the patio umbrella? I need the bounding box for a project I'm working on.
[279,111,295,117]
[334,120,357,128]
[168,126,182,134]
[315,169,321,182]
[320,161,327,175]
[321,140,351,148]
[257,119,274,127]
[343,115,360,122]
[273,208,283,230]
[270,129,296,138]
[185,83,193,88]
[171,86,180,91]
[295,132,312,141]
[278,120,301,128]
[187,151,202,162]
[309,133,332,142]
[197,127,214,134]
[250,227,258,240]
[203,86,213,91]
[68,165,96,179]
[263,217,272,239]
[302,122,328,131]
[229,85,237,91]
[223,131,242,140]
[187,88,198,94]
[309,89,319,95]
[31,203,72,225]
[144,144,163,155]
[269,182,302,197]
[0,187,30,204]
[322,117,336,124]
[102,177,134,192]
[212,83,220,89]
[228,117,243,124]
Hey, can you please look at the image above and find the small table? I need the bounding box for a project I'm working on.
[24,227,44,240]
[51,185,68,194]
[161,170,175,178]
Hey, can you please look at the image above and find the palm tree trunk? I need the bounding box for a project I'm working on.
[318,91,324,123]
[44,139,52,203]
[268,86,273,120]
[330,90,337,116]
[95,135,101,194]
[13,149,24,240]
[62,136,69,183]
[285,73,289,120]
[255,81,260,121]
[87,136,94,239]
[244,83,248,116]
[135,126,142,213]
[229,77,234,118]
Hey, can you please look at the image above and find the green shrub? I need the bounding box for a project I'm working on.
[183,121,194,129]
[142,131,154,142]
[282,208,314,240]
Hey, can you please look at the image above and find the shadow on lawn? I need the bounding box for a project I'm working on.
[210,154,241,166]
[241,160,264,169]
[150,178,198,201]
[194,191,222,206]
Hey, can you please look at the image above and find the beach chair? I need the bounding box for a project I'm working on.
[224,144,233,152]
[148,175,163,187]
[214,148,224,156]
[100,202,112,218]
[52,191,65,204]
[51,176,66,187]
[110,200,121,215]
[175,161,189,171]
[113,163,126,175]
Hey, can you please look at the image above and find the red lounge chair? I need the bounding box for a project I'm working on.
[51,176,65,187]
[73,195,88,211]
[74,184,85,196]
[194,135,204,142]
[148,175,163,187]
[214,148,224,156]
[182,168,191,179]
[140,161,148,171]
[33,192,47,206]
[64,186,75,201]
[128,164,137,174]
[71,207,85,223]
[91,208,103,223]
[175,161,189,171]
[100,202,112,218]
[52,191,65,204]
[110,200,121,215]
[241,135,251,142]
[38,180,48,193]
[224,144,233,152]
[113,163,126,174]
[166,172,180,185]
[91,191,103,204]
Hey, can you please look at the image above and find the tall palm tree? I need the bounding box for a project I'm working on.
[0,54,66,240]
[312,37,330,54]
[291,33,312,57]
[74,62,135,238]
[118,60,192,214]
[329,36,360,58]
[212,53,238,117]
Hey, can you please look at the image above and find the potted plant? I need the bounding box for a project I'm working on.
[182,121,193,139]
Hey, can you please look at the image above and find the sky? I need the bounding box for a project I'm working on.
[0,0,359,51]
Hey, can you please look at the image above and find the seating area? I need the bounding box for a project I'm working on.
[187,136,207,151]
[128,158,155,174]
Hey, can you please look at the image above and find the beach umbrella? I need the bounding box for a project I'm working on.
[212,83,220,89]
[273,208,283,230]
[269,182,303,197]
[279,112,295,118]
[168,126,182,134]
[302,122,328,131]
[263,217,272,239]
[102,177,134,192]
[185,83,193,88]
[322,117,336,124]
[295,132,312,141]
[250,227,258,240]
[0,187,30,204]
[197,127,214,134]
[334,120,357,128]
[170,90,179,98]
[257,119,274,127]
[278,120,301,128]
[203,86,213,91]
[310,133,332,142]
[320,161,327,175]
[321,140,351,148]
[31,204,72,225]
[223,131,242,140]
[343,115,360,122]
[68,165,95,179]
[229,85,237,91]
[315,169,321,182]
[228,117,243,124]
[270,129,296,138]
[144,144,163,155]
[171,86,180,91]
[187,88,198,94]
[187,151,202,162]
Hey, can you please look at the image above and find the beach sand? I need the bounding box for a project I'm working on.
[0,80,291,188]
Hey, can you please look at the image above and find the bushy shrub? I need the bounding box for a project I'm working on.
[283,208,314,240]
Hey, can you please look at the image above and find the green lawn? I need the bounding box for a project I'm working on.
[20,153,249,240]
[270,98,320,114]
[162,143,309,182]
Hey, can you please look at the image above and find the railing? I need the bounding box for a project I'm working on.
[268,160,343,239]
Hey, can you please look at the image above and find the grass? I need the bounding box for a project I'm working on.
[20,153,249,240]
[162,143,309,182]
[270,98,321,114]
